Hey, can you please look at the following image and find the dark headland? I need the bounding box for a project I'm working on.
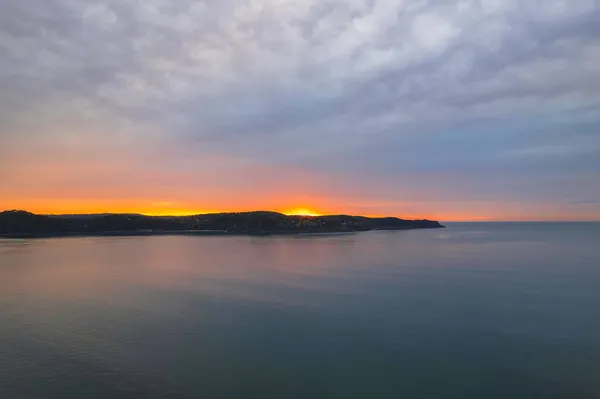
[0,210,444,238]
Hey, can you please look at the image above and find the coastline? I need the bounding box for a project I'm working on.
[0,210,445,239]
[0,226,444,239]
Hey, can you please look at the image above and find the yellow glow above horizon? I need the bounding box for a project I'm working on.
[142,210,211,216]
[2,197,600,222]
[283,208,322,217]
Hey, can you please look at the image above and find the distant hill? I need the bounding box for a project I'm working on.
[47,213,143,219]
[0,210,444,238]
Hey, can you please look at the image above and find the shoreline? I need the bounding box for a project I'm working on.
[0,226,445,240]
[0,210,445,239]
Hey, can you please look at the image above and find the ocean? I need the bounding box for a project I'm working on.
[1,223,599,398]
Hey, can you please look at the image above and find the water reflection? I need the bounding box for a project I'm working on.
[1,225,600,398]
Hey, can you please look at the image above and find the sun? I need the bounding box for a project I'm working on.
[284,208,321,217]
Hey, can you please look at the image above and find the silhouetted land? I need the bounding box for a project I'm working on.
[0,210,444,238]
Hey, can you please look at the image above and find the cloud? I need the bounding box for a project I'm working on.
[1,0,599,219]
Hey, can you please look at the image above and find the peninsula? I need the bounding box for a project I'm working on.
[0,210,444,238]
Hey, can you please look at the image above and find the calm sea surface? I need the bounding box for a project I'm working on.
[1,223,599,398]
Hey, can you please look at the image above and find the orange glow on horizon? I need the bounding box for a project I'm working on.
[142,209,220,217]
[2,198,600,222]
[282,208,322,217]
[4,142,599,222]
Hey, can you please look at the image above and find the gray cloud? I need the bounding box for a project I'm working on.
[1,0,599,218]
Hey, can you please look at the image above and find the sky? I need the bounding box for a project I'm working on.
[1,0,599,221]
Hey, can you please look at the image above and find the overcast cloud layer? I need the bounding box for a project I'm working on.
[1,0,599,220]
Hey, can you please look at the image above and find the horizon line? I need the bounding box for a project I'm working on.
[2,209,599,223]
